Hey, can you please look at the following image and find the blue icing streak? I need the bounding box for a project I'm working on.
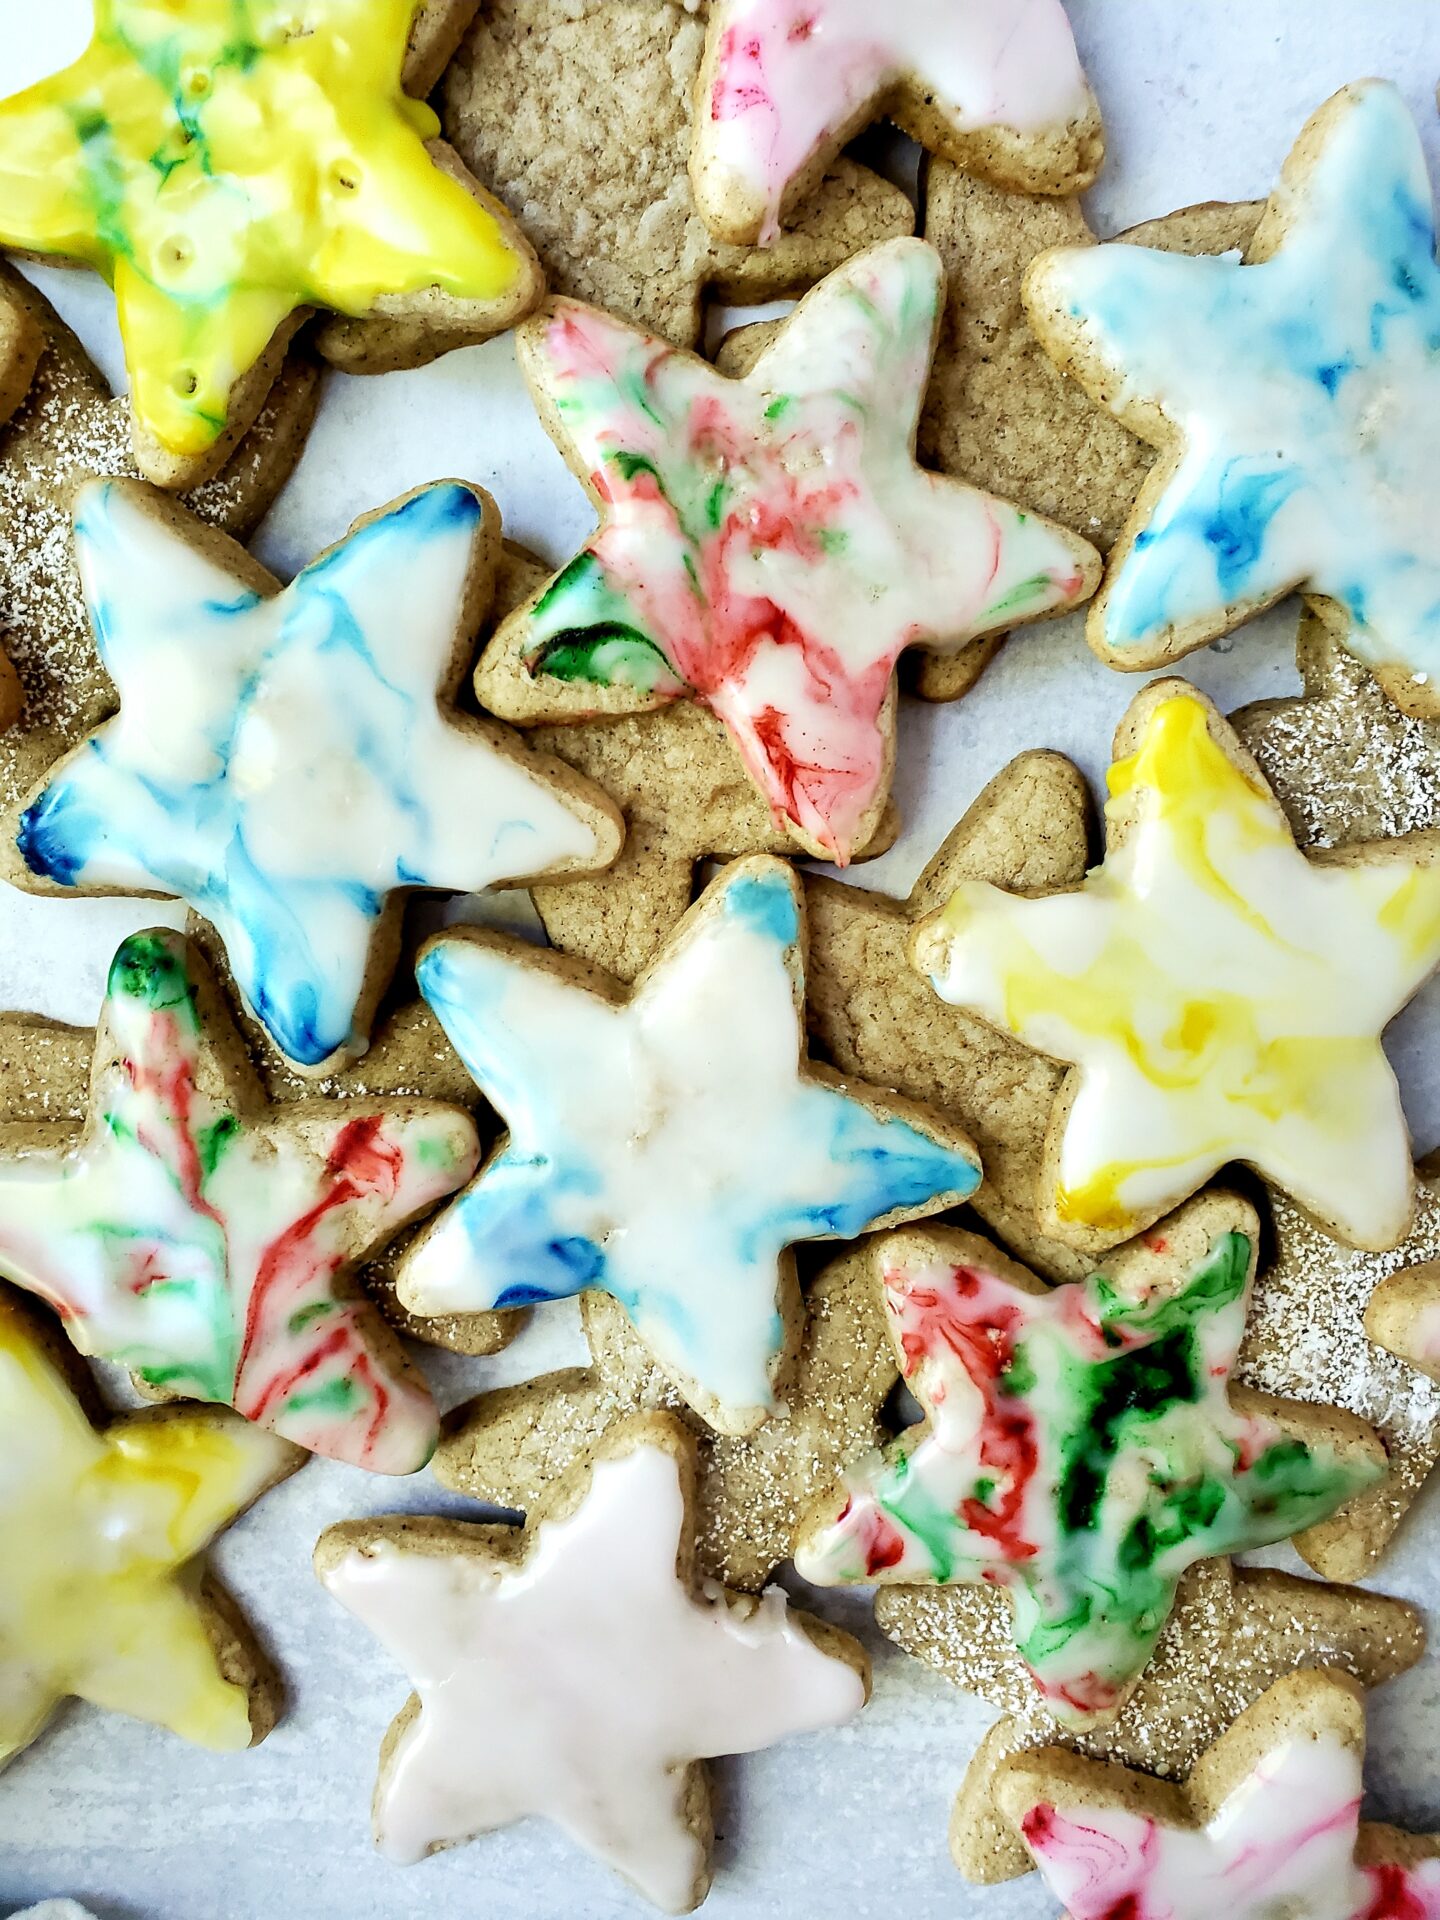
[17,480,531,1069]
[450,1151,608,1309]
[724,865,801,948]
[779,1085,980,1242]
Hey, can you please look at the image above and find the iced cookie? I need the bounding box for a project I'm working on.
[0,929,480,1472]
[397,855,981,1434]
[316,1412,869,1912]
[1023,81,1440,712]
[7,478,624,1073]
[912,679,1440,1254]
[476,237,1098,865]
[794,1195,1383,1728]
[905,1555,1423,1884]
[441,0,913,349]
[690,0,1101,246]
[0,0,541,486]
[995,1670,1440,1919]
[0,260,316,810]
[0,945,516,1366]
[434,1242,895,1590]
[486,545,897,984]
[0,1287,302,1765]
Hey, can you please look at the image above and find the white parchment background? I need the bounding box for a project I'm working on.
[2,4,1440,1917]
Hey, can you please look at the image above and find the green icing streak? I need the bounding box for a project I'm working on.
[197,1113,240,1180]
[527,553,687,693]
[286,1376,363,1417]
[108,930,201,1029]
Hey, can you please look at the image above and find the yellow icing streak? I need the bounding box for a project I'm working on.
[0,1300,290,1761]
[0,0,530,454]
[923,691,1440,1244]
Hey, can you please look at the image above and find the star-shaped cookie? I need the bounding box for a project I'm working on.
[1023,81,1440,711]
[398,854,981,1433]
[995,1670,1440,1919]
[477,237,1098,864]
[441,0,912,349]
[0,1288,301,1765]
[0,0,541,483]
[0,259,317,816]
[795,1195,1383,1727]
[913,679,1440,1253]
[316,1412,869,1912]
[689,0,1101,246]
[0,928,480,1472]
[888,1556,1424,1885]
[434,1241,896,1590]
[9,478,623,1072]
[486,543,897,985]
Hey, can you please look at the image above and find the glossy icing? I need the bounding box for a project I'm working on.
[1018,1731,1440,1918]
[0,931,479,1473]
[0,0,533,456]
[401,857,980,1430]
[915,691,1440,1247]
[319,1439,867,1910]
[1030,82,1440,683]
[19,480,614,1069]
[515,238,1095,862]
[698,0,1092,240]
[0,1293,295,1762]
[795,1227,1378,1725]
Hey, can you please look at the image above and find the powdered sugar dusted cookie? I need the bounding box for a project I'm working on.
[0,929,480,1472]
[316,1411,869,1912]
[434,1242,894,1590]
[0,1287,302,1765]
[0,261,316,813]
[912,679,1440,1254]
[794,1196,1382,1728]
[6,479,623,1073]
[0,0,541,487]
[441,0,913,349]
[689,0,1101,246]
[398,855,981,1434]
[995,1670,1440,1918]
[1023,81,1440,712]
[476,237,1098,865]
[906,1556,1424,1884]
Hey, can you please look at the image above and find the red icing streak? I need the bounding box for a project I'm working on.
[1359,1864,1430,1920]
[236,1115,403,1460]
[886,1262,1040,1561]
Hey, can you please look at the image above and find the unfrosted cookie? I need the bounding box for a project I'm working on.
[434,1242,894,1590]
[920,171,1263,555]
[0,1285,302,1766]
[396,854,981,1434]
[475,237,1097,865]
[689,0,1102,245]
[901,1555,1424,1884]
[0,260,316,814]
[995,1670,1440,1917]
[0,0,541,487]
[316,1411,869,1912]
[0,928,481,1472]
[5,478,624,1074]
[911,678,1440,1254]
[441,0,913,348]
[793,1195,1382,1730]
[1023,81,1440,712]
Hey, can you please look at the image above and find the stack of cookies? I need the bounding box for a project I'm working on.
[0,3,1438,1916]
